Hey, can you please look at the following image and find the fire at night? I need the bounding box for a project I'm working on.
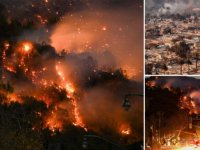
[146,76,200,150]
[145,0,200,75]
[0,0,143,149]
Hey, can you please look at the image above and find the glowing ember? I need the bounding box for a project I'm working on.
[23,43,32,52]
[45,112,63,132]
[179,96,198,114]
[120,124,131,135]
[18,41,33,54]
[66,83,75,94]
[5,65,16,73]
[36,15,48,25]
[102,26,107,31]
[3,41,10,50]
[121,128,131,135]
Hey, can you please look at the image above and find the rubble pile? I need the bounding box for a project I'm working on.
[145,14,200,75]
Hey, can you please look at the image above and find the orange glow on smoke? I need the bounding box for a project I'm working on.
[102,26,107,31]
[65,83,75,94]
[7,93,22,104]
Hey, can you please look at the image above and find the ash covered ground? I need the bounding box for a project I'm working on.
[145,0,200,75]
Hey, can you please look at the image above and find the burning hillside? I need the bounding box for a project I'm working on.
[146,76,200,150]
[0,40,143,140]
[0,0,143,149]
[146,76,200,113]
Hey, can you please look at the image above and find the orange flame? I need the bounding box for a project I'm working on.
[121,128,131,135]
[120,124,131,135]
[54,62,87,131]
[22,42,33,53]
[7,93,22,104]
[45,110,63,132]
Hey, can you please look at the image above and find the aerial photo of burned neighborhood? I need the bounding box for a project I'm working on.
[145,0,200,75]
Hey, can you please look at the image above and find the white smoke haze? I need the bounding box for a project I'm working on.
[146,0,200,15]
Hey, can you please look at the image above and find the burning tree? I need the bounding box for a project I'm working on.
[146,76,200,149]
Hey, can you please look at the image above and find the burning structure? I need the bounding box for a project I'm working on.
[146,76,200,150]
[0,0,143,149]
[145,0,200,75]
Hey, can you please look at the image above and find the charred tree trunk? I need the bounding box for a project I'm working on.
[179,59,184,75]
[187,59,192,74]
[195,53,199,70]
[155,67,159,75]
[196,59,198,69]
[180,64,183,75]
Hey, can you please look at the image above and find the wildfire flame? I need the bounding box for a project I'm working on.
[45,110,63,132]
[120,124,131,135]
[0,41,133,135]
[54,62,87,131]
[22,42,33,53]
[65,83,75,94]
[121,128,131,135]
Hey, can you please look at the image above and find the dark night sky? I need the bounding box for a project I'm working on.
[0,0,143,20]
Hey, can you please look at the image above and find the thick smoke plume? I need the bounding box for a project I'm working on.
[1,42,143,142]
[50,7,143,80]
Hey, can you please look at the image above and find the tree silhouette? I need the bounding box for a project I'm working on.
[155,63,168,75]
[194,53,200,70]
[186,59,192,73]
[179,59,185,74]
[145,64,153,75]
[173,41,191,58]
